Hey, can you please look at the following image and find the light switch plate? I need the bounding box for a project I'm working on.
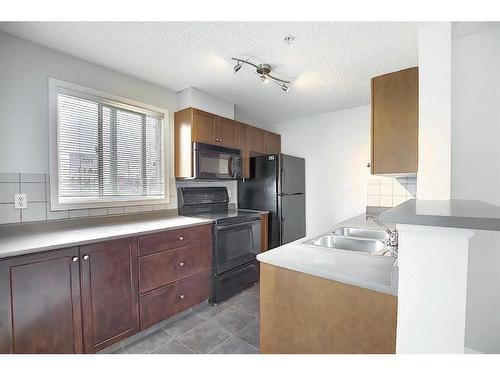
[227,189,232,199]
[14,193,27,209]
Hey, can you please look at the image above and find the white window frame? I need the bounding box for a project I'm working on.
[49,78,170,211]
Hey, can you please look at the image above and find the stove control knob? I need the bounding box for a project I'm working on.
[179,294,185,300]
[179,236,184,241]
[179,262,185,267]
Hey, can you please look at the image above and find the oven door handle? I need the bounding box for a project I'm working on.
[217,218,260,230]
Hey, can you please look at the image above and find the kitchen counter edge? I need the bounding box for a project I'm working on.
[0,213,213,259]
[257,213,398,296]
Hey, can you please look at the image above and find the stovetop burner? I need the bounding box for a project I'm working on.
[178,187,261,224]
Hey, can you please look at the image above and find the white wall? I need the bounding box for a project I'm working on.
[451,25,500,354]
[177,87,234,119]
[0,31,178,174]
[417,22,452,200]
[269,105,370,236]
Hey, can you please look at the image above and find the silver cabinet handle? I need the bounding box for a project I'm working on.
[72,256,79,262]
[83,255,90,261]
[179,236,184,241]
[179,294,185,300]
[179,262,185,267]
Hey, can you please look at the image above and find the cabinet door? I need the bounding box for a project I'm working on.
[218,117,239,149]
[264,132,281,154]
[371,67,418,174]
[80,237,139,353]
[238,123,250,178]
[0,248,83,354]
[192,109,218,145]
[248,126,266,153]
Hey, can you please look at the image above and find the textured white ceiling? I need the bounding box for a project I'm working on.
[0,22,424,125]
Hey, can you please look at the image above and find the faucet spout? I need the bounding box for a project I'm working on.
[366,215,399,251]
[365,215,393,235]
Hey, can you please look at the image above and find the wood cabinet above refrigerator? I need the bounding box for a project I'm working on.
[248,126,281,155]
[371,67,418,175]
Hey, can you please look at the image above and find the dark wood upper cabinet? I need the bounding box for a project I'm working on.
[248,127,281,155]
[371,67,419,175]
[192,109,218,146]
[80,237,139,353]
[264,131,281,154]
[190,109,238,148]
[218,117,239,149]
[174,107,281,178]
[248,126,266,154]
[0,248,83,354]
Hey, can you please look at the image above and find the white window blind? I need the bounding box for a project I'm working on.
[56,89,165,205]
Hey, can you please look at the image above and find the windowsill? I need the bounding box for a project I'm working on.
[50,196,169,211]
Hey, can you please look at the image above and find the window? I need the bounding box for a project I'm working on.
[49,79,169,210]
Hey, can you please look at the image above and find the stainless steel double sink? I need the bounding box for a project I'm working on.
[303,227,395,257]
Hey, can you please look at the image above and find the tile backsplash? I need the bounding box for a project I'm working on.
[0,173,178,225]
[367,175,417,208]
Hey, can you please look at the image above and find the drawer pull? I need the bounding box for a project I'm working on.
[179,262,185,267]
[83,255,90,261]
[179,236,184,241]
[72,256,79,262]
[179,294,185,300]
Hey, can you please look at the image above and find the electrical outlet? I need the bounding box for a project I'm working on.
[14,194,27,209]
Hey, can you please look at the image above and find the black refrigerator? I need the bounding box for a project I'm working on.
[238,154,306,249]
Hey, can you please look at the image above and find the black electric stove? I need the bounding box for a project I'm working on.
[178,187,261,303]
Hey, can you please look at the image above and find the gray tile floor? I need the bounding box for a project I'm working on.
[113,282,260,354]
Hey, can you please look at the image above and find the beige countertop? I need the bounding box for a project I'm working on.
[257,213,398,296]
[0,212,212,259]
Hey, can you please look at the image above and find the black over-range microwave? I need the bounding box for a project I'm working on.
[193,142,242,180]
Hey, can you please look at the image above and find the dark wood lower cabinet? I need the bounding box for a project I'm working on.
[80,237,139,353]
[0,224,214,354]
[0,248,83,354]
[138,241,212,294]
[139,270,212,330]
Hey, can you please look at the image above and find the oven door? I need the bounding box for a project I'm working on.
[194,142,242,180]
[215,218,261,274]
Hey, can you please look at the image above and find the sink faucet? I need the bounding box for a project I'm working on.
[366,215,398,254]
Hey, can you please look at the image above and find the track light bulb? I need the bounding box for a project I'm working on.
[234,62,242,73]
[261,75,269,84]
[281,84,290,93]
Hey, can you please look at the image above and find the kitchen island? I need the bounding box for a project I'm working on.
[257,213,398,354]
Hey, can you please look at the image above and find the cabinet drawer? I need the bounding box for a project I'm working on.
[139,241,212,294]
[139,270,212,329]
[138,224,211,256]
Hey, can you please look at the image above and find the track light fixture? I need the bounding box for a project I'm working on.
[232,57,291,93]
[233,61,243,73]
